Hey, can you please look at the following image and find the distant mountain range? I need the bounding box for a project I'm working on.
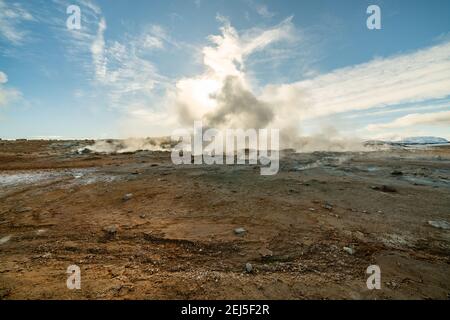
[364,136,449,147]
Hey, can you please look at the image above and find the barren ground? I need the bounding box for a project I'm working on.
[0,140,449,299]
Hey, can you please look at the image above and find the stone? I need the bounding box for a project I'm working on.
[245,263,253,273]
[15,207,32,213]
[0,235,12,245]
[122,193,133,201]
[78,148,92,154]
[103,225,118,236]
[234,227,247,235]
[354,231,365,241]
[428,220,450,230]
[258,247,273,259]
[343,246,355,255]
[371,185,397,193]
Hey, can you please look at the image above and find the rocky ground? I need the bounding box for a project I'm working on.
[0,140,449,299]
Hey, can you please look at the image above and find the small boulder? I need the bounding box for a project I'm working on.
[103,225,118,237]
[122,193,133,201]
[234,227,247,236]
[245,263,253,273]
[428,220,450,230]
[343,246,355,255]
[15,207,32,213]
[77,147,92,154]
[258,247,273,259]
[0,235,12,245]
[371,185,397,193]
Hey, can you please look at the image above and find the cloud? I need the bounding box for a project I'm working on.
[247,1,275,19]
[142,35,164,50]
[0,71,7,84]
[255,4,275,19]
[344,100,450,119]
[263,41,450,120]
[78,0,101,15]
[199,15,295,80]
[89,18,170,110]
[0,0,35,44]
[91,18,107,81]
[0,71,22,108]
[367,110,450,131]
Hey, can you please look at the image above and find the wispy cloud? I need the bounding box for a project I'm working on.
[90,18,170,109]
[91,17,107,81]
[263,41,450,120]
[247,1,275,19]
[0,0,35,44]
[32,0,104,73]
[343,99,450,119]
[367,110,450,131]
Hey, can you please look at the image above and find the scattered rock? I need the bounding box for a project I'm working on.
[15,207,32,213]
[258,247,273,259]
[371,185,397,193]
[343,246,355,255]
[103,225,118,237]
[122,193,133,201]
[234,227,247,236]
[309,208,315,212]
[322,202,333,211]
[0,235,12,245]
[354,231,365,241]
[140,214,146,219]
[245,263,253,273]
[35,229,47,235]
[386,280,400,289]
[428,220,450,230]
[0,288,11,299]
[77,147,92,154]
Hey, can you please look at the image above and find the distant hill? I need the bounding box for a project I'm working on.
[364,136,449,148]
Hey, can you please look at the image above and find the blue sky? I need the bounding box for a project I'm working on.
[0,0,449,141]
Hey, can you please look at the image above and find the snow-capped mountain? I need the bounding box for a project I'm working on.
[364,136,449,148]
[395,136,449,145]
